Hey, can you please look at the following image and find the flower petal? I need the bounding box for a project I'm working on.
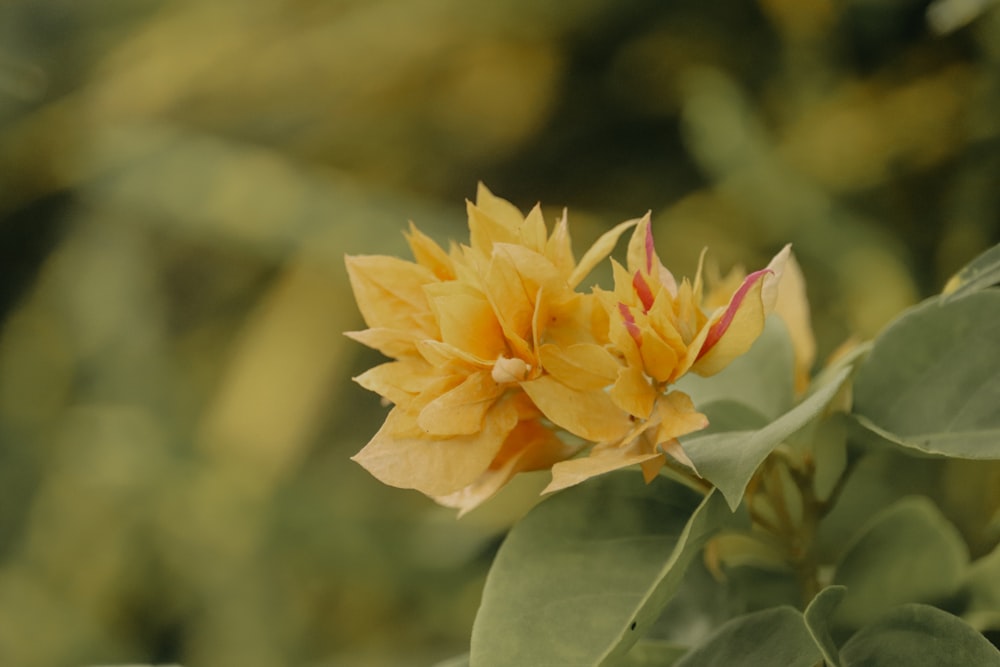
[416,338,490,369]
[520,204,548,253]
[353,359,439,405]
[545,211,575,277]
[654,391,710,443]
[692,245,790,377]
[626,215,677,295]
[426,282,507,362]
[538,342,619,390]
[418,371,502,436]
[544,444,662,494]
[692,272,768,375]
[482,249,536,352]
[520,375,632,443]
[476,182,527,232]
[468,197,519,254]
[345,254,437,331]
[772,250,815,393]
[434,419,575,516]
[610,364,657,419]
[568,218,639,288]
[344,327,423,358]
[351,399,519,497]
[638,326,681,383]
[405,222,455,281]
[627,213,656,274]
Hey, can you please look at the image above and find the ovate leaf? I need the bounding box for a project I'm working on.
[941,242,1000,303]
[962,542,1000,632]
[673,606,822,667]
[841,604,1000,666]
[681,366,852,510]
[804,586,847,667]
[832,497,968,630]
[619,639,688,666]
[853,290,1000,459]
[470,473,730,666]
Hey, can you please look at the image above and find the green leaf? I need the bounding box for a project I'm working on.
[963,542,1000,632]
[832,497,968,630]
[816,448,943,561]
[619,639,689,666]
[431,655,470,667]
[941,242,1000,303]
[811,415,848,502]
[697,400,769,435]
[674,316,795,421]
[852,290,1000,459]
[673,606,822,667]
[469,473,730,666]
[804,586,847,667]
[841,604,1000,666]
[681,366,852,510]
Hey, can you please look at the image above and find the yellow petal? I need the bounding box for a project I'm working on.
[690,270,769,376]
[344,327,422,358]
[538,291,602,348]
[520,203,548,254]
[482,247,538,347]
[627,213,655,274]
[416,338,489,369]
[426,282,507,362]
[647,296,687,348]
[353,359,439,404]
[351,399,518,497]
[638,325,681,383]
[626,215,677,294]
[568,218,639,288]
[476,182,526,231]
[468,198,519,254]
[608,258,637,305]
[610,364,657,419]
[418,371,502,436]
[639,453,666,483]
[344,254,437,331]
[492,242,565,296]
[692,245,791,377]
[520,375,632,443]
[545,212,576,277]
[654,391,710,443]
[544,444,662,494]
[772,250,815,393]
[761,244,791,312]
[604,297,643,369]
[405,222,455,281]
[671,277,702,343]
[434,419,575,516]
[538,342,619,390]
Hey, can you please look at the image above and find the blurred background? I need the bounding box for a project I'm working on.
[0,0,998,665]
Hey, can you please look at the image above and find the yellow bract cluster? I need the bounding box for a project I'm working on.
[345,185,795,514]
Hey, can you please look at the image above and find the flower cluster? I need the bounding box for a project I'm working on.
[346,185,791,514]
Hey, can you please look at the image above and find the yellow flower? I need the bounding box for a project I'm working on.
[704,251,815,393]
[346,184,634,513]
[346,187,797,512]
[542,218,791,493]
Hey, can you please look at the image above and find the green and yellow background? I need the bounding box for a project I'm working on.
[0,1,997,664]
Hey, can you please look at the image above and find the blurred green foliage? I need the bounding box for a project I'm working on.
[0,0,998,665]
